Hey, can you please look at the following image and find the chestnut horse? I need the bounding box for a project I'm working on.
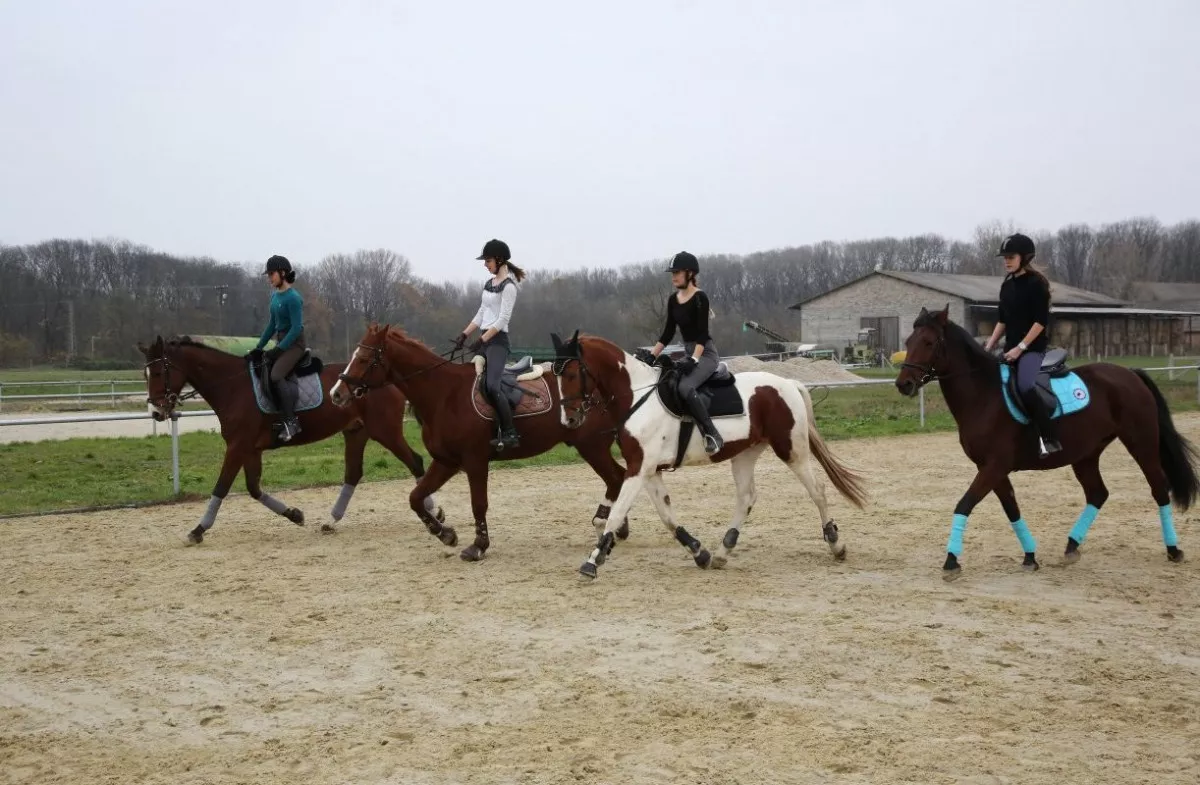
[552,331,868,580]
[328,324,635,561]
[895,306,1197,580]
[138,335,438,543]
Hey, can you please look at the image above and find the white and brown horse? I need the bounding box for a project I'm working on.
[552,331,868,579]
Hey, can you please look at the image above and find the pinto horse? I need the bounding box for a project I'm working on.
[138,335,438,543]
[552,331,868,580]
[328,323,635,561]
[894,305,1198,580]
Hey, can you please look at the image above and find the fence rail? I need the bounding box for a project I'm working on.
[2,364,1198,514]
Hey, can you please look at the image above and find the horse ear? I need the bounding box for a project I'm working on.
[935,304,949,325]
[550,332,563,354]
[154,335,164,349]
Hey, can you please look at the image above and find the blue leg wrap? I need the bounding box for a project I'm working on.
[1160,504,1179,548]
[947,513,968,556]
[1069,504,1100,545]
[1010,518,1037,554]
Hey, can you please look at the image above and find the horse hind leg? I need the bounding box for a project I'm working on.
[1064,453,1109,564]
[993,477,1039,572]
[781,439,843,561]
[245,450,304,526]
[712,445,765,569]
[1118,428,1185,563]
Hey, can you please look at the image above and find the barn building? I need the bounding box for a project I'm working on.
[791,270,1199,359]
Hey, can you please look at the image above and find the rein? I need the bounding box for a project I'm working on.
[143,353,248,411]
[336,342,463,398]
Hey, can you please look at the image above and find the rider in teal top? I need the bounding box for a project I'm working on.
[250,255,306,442]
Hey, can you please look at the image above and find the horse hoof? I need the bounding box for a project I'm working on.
[616,519,630,541]
[185,527,204,545]
[320,523,337,534]
[579,562,598,580]
[710,553,728,570]
[831,543,848,561]
[942,566,962,582]
[1062,549,1081,565]
[694,549,712,569]
[460,545,486,562]
[1022,556,1040,572]
[1167,546,1185,563]
[285,508,305,526]
[438,528,458,547]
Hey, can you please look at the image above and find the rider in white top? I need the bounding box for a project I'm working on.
[453,239,527,450]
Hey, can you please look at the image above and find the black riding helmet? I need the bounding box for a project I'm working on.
[263,254,296,283]
[666,251,699,274]
[997,233,1036,262]
[477,239,511,262]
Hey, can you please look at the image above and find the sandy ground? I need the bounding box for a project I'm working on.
[0,411,220,444]
[2,417,1200,784]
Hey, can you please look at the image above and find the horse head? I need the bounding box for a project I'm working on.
[137,335,188,420]
[895,304,952,397]
[331,322,392,406]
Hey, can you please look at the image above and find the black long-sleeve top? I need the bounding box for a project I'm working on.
[658,290,712,346]
[997,272,1051,352]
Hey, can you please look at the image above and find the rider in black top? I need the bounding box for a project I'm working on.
[983,233,1061,457]
[638,251,724,454]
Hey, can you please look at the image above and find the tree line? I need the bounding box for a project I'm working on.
[2,216,1199,368]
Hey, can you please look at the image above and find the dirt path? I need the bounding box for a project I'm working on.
[2,418,1199,784]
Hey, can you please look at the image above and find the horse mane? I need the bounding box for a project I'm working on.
[165,335,238,358]
[914,311,999,379]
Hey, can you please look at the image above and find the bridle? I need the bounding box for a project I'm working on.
[336,341,462,398]
[553,351,610,427]
[899,332,946,388]
[142,353,208,414]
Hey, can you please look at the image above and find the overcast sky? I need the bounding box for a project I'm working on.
[2,0,1197,282]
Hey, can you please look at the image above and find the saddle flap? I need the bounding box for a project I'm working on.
[506,355,534,374]
[1041,348,1068,377]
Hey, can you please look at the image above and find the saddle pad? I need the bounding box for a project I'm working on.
[251,370,325,415]
[655,383,745,419]
[999,364,1090,424]
[472,365,554,421]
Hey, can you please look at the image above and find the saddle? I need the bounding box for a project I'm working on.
[1002,347,1069,420]
[247,349,326,415]
[470,354,554,421]
[653,357,744,419]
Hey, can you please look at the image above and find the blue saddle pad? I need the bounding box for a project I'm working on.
[250,369,325,415]
[999,365,1090,424]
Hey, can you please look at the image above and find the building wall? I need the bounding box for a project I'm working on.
[797,274,968,352]
[973,315,1187,358]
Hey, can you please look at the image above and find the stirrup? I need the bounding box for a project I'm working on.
[703,432,723,455]
[279,418,301,442]
[1038,437,1061,458]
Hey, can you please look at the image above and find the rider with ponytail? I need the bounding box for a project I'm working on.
[454,239,527,450]
[983,233,1061,456]
[250,254,306,442]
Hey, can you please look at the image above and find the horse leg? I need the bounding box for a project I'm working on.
[409,459,459,548]
[1063,453,1109,564]
[942,465,1008,580]
[580,462,651,580]
[644,472,711,568]
[244,449,305,527]
[993,477,1039,572]
[319,427,368,534]
[576,436,632,541]
[781,440,844,561]
[185,442,247,544]
[712,445,765,569]
[460,460,492,562]
[1118,428,1185,563]
[367,414,443,523]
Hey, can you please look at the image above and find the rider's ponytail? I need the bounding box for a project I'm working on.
[502,261,526,283]
[284,270,297,284]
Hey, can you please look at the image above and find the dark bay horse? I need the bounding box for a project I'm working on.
[328,324,634,562]
[553,331,868,580]
[138,335,438,543]
[895,306,1198,580]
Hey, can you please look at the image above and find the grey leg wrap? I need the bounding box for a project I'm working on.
[331,484,355,522]
[424,495,439,513]
[259,493,290,515]
[199,495,223,531]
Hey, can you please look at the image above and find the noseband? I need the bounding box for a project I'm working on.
[553,354,607,426]
[899,333,946,387]
[144,356,180,411]
[336,343,386,398]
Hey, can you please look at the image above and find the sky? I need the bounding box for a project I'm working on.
[2,0,1198,282]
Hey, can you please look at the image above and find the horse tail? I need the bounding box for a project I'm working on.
[1135,369,1200,510]
[793,380,868,509]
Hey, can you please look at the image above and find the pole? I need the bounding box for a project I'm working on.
[66,300,75,366]
[919,386,925,427]
[171,413,181,495]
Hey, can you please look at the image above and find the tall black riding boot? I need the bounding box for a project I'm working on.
[1024,389,1060,458]
[685,391,723,455]
[490,393,520,451]
[277,379,302,442]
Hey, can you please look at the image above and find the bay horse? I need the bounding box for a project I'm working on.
[137,335,439,543]
[894,305,1197,580]
[552,331,868,580]
[328,323,634,562]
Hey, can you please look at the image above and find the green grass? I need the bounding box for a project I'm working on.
[4,367,1199,517]
[0,420,584,517]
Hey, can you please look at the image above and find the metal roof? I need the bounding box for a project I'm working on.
[791,270,1124,309]
[968,304,1200,316]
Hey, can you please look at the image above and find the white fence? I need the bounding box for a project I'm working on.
[1,364,1197,514]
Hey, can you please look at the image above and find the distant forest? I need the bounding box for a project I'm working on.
[2,217,1198,367]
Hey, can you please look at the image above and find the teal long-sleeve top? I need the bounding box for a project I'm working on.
[256,287,304,350]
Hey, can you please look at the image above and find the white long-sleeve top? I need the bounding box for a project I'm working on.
[471,276,519,333]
